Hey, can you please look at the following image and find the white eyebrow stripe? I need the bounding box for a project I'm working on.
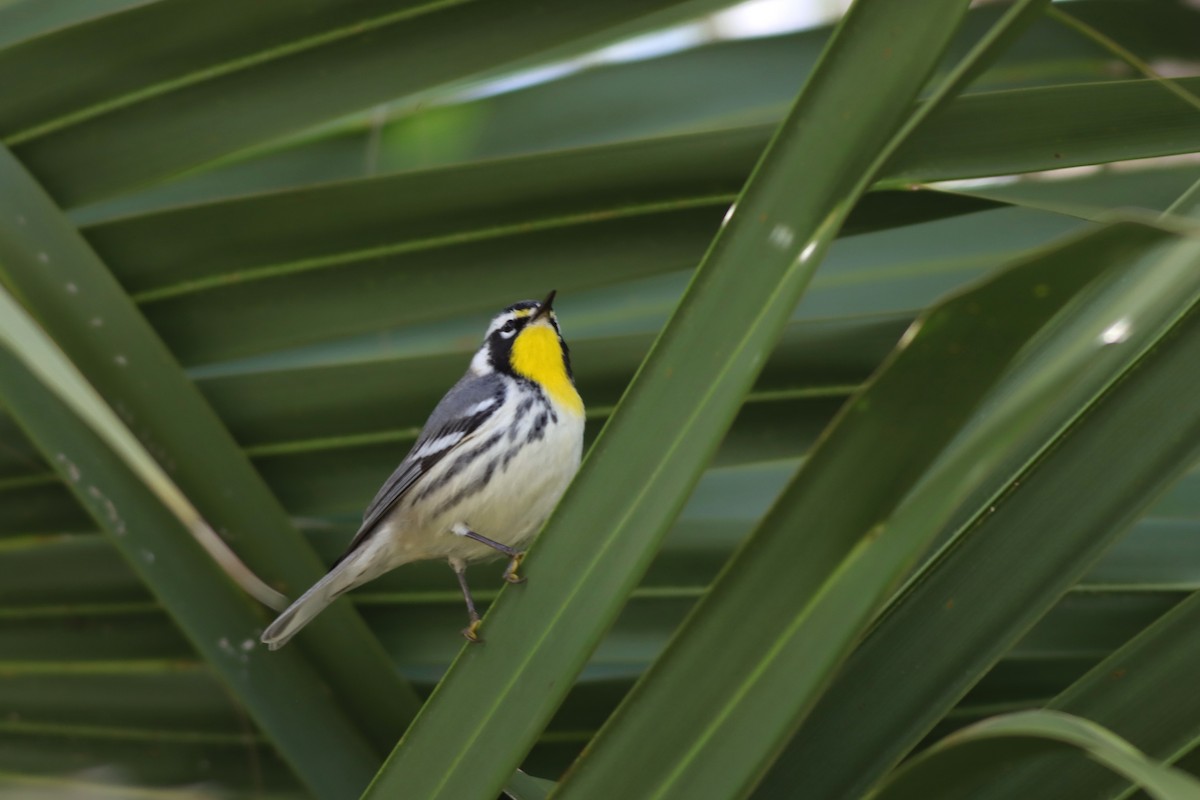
[413,431,466,459]
[486,312,518,337]
[465,397,497,416]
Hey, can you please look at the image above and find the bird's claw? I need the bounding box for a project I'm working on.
[462,618,483,643]
[502,552,527,584]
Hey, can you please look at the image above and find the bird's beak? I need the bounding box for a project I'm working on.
[531,289,556,322]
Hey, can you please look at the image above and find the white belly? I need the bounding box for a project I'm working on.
[379,395,584,566]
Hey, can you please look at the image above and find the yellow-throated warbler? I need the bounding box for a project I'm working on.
[262,290,584,648]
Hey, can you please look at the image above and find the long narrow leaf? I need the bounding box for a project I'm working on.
[754,232,1200,799]
[61,74,1200,367]
[73,0,1199,213]
[882,75,1200,185]
[8,0,731,205]
[554,212,1168,798]
[0,147,420,753]
[968,193,1200,800]
[360,2,976,798]
[869,711,1200,800]
[505,770,557,800]
[972,587,1200,800]
[0,289,380,800]
[0,286,281,609]
[550,4,1056,796]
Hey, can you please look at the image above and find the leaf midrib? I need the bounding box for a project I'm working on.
[3,0,471,146]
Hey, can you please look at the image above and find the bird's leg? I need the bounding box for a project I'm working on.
[450,558,482,643]
[451,523,527,584]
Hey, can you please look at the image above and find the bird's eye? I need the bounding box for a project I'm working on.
[498,319,517,338]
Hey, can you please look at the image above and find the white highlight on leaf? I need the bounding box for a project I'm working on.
[769,223,795,249]
[1100,318,1132,345]
[897,320,922,349]
[798,240,819,264]
[55,453,81,483]
[87,484,126,536]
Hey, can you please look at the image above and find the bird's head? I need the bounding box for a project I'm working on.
[471,290,576,395]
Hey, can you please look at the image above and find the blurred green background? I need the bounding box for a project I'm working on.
[2,1,1200,798]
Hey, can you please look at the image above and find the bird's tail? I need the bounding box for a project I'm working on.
[260,561,362,650]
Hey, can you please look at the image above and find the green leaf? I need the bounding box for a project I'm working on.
[964,181,1200,800]
[72,0,1199,214]
[754,232,1200,800]
[0,1,149,51]
[360,1,978,798]
[555,211,1175,798]
[7,0,735,205]
[0,284,282,609]
[6,1,1200,795]
[54,73,1200,368]
[0,0,443,136]
[73,129,993,366]
[505,770,557,800]
[553,7,1145,797]
[883,76,1200,185]
[0,768,302,800]
[0,715,304,797]
[973,589,1200,800]
[868,711,1200,800]
[0,147,420,753]
[0,294,380,799]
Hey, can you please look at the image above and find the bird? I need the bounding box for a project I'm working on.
[261,290,584,649]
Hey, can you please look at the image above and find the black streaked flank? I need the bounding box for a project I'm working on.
[509,395,535,440]
[434,455,500,518]
[415,429,506,503]
[527,411,549,444]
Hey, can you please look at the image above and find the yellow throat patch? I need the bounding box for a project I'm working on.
[510,324,584,416]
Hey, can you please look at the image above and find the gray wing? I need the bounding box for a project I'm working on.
[329,372,507,568]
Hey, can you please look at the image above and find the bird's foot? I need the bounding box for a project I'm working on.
[502,552,527,584]
[462,617,483,644]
